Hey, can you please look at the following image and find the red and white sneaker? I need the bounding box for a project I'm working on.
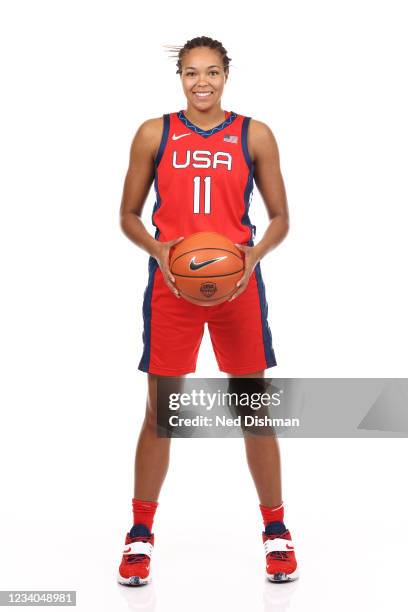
[118,524,154,586]
[263,521,299,582]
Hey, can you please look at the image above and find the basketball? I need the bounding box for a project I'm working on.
[169,232,244,306]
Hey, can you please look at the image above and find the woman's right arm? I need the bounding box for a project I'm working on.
[119,119,183,297]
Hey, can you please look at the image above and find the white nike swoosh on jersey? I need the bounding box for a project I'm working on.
[172,133,191,140]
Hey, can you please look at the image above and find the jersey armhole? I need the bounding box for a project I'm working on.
[154,114,170,168]
[241,116,253,170]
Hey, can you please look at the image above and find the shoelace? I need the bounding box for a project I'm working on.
[268,550,289,560]
[265,530,291,561]
[125,536,152,565]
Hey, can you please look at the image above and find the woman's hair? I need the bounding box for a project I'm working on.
[164,36,232,75]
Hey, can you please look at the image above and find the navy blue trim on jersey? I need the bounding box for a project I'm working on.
[254,263,277,368]
[140,121,165,372]
[154,114,170,167]
[138,256,159,373]
[241,116,252,170]
[177,110,238,138]
[151,119,166,239]
[241,155,256,244]
[151,170,162,240]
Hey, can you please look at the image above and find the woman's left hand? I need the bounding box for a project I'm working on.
[228,243,260,301]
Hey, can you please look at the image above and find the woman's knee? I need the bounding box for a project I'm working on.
[144,374,158,426]
[144,373,185,427]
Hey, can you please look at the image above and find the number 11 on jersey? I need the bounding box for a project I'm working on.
[193,176,211,214]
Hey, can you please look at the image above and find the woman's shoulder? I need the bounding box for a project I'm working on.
[135,115,164,137]
[131,116,165,159]
[247,117,275,137]
[246,118,279,162]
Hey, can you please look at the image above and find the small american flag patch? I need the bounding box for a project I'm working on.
[223,134,238,143]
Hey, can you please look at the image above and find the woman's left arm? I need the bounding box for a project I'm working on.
[229,120,289,301]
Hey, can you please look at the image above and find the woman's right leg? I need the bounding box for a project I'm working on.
[134,373,182,500]
[119,374,184,585]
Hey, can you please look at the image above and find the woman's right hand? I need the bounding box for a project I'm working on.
[152,236,184,298]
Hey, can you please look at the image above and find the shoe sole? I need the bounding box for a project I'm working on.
[266,569,299,583]
[117,573,151,586]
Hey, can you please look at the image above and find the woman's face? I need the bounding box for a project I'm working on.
[180,47,228,111]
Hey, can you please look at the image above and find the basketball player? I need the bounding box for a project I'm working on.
[118,36,298,585]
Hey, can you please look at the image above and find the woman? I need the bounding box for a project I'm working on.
[118,36,298,585]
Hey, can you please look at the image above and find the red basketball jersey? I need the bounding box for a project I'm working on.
[151,110,256,245]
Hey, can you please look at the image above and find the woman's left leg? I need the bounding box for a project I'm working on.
[230,370,298,581]
[228,370,282,507]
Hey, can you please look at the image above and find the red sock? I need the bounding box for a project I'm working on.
[260,502,284,526]
[132,498,158,532]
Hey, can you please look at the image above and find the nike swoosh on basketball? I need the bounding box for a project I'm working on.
[172,133,191,140]
[189,256,227,271]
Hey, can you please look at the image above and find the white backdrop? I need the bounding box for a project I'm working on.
[0,1,407,611]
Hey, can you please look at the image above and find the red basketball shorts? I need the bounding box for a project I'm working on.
[138,258,277,376]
